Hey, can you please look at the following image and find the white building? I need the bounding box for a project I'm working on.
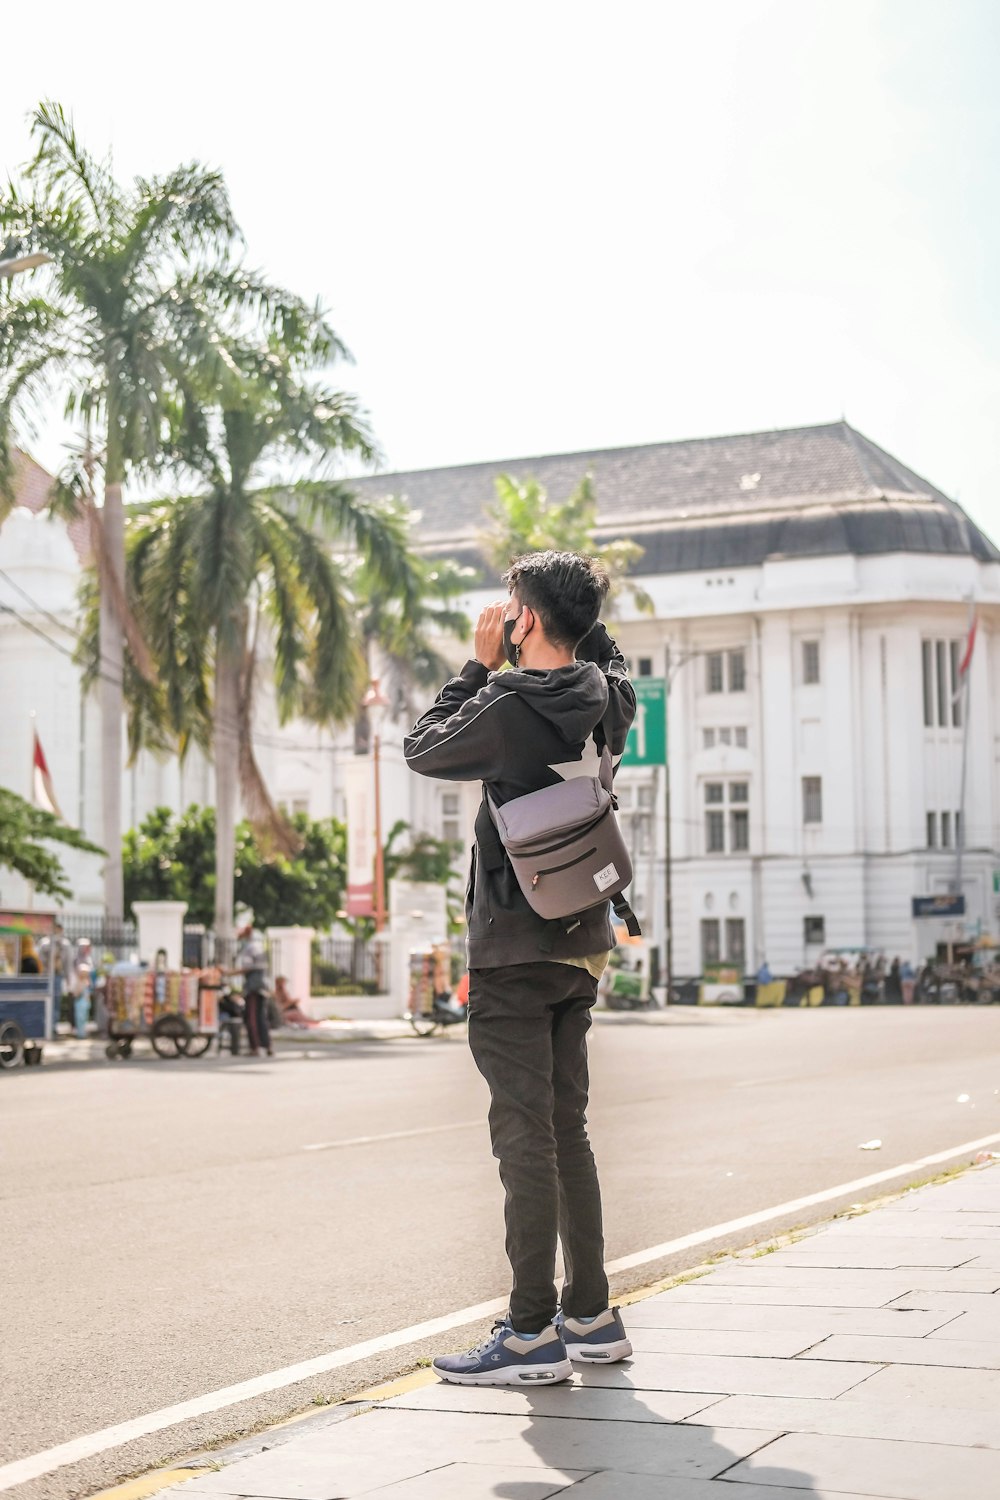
[3,424,999,974]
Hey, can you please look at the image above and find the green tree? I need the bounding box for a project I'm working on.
[0,103,304,917]
[123,805,347,930]
[0,786,102,900]
[480,472,653,613]
[353,554,472,745]
[93,335,426,940]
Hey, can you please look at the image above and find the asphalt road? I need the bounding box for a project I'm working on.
[4,1006,1000,1499]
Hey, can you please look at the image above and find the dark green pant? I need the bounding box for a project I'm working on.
[468,961,609,1333]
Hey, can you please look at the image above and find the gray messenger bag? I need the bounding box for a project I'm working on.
[483,706,641,939]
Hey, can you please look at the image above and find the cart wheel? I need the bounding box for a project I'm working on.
[0,1019,26,1069]
[407,1012,440,1038]
[121,1039,133,1058]
[105,1042,120,1060]
[179,1032,212,1058]
[151,1015,191,1058]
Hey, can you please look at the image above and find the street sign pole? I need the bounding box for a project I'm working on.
[664,666,673,1006]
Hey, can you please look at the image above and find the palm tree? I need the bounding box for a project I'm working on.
[352,554,473,747]
[479,472,654,614]
[0,102,306,917]
[87,344,426,942]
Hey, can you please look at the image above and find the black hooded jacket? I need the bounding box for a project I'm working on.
[403,625,636,967]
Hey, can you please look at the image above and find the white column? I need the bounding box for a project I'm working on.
[132,901,188,969]
[266,926,315,1006]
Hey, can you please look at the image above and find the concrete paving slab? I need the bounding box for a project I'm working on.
[724,1430,1000,1498]
[659,1283,912,1309]
[956,1251,1000,1270]
[698,1264,1000,1292]
[624,1299,953,1338]
[362,1461,591,1498]
[925,1307,1000,1339]
[770,1242,985,1269]
[837,1363,1000,1409]
[823,1211,1000,1238]
[573,1353,878,1398]
[628,1326,820,1357]
[799,1332,1000,1368]
[886,1289,1000,1312]
[384,1383,724,1424]
[683,1392,1000,1448]
[181,1409,781,1491]
[560,1475,888,1500]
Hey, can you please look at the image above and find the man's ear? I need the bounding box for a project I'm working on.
[518,606,534,640]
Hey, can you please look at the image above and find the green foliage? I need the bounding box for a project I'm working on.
[123,805,347,930]
[480,473,654,614]
[384,819,462,887]
[0,786,102,899]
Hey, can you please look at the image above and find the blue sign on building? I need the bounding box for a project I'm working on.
[911,895,965,919]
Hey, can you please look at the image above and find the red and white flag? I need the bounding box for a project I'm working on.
[32,730,63,819]
[958,612,978,679]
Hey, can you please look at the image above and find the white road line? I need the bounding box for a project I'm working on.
[3,1130,999,1494]
[302,1120,481,1151]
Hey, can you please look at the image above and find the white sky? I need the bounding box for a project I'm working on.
[4,0,999,536]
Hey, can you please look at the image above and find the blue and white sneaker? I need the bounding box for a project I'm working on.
[557,1306,633,1362]
[432,1320,572,1386]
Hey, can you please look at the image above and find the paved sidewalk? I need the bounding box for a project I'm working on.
[162,1161,1000,1500]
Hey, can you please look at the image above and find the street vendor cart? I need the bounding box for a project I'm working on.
[0,910,55,1068]
[105,961,221,1058]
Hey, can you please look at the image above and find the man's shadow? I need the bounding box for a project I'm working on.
[490,1362,822,1499]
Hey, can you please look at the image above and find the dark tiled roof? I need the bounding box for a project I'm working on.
[348,421,998,573]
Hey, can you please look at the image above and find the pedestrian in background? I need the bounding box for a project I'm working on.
[236,922,272,1057]
[405,550,636,1386]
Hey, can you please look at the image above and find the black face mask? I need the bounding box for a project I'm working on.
[502,616,520,668]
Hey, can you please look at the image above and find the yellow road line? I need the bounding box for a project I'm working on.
[86,1469,202,1500]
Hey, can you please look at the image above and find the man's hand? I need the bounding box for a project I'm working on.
[475,600,508,671]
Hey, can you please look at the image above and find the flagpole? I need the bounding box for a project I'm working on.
[27,711,37,911]
[954,604,975,907]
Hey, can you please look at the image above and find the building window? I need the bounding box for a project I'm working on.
[926,811,937,849]
[802,776,823,824]
[728,650,746,692]
[922,642,934,727]
[701,918,721,967]
[803,640,820,685]
[638,657,653,677]
[706,809,725,852]
[703,728,716,749]
[441,791,461,842]
[936,641,948,727]
[719,727,731,745]
[735,726,748,748]
[941,810,951,849]
[956,810,962,846]
[705,781,750,853]
[726,918,746,966]
[923,638,963,729]
[804,915,825,946]
[706,653,724,693]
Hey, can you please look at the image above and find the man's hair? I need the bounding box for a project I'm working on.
[503,550,611,650]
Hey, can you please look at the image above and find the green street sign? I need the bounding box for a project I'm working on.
[621,677,667,766]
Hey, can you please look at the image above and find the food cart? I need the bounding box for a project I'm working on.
[0,910,55,1068]
[105,961,221,1058]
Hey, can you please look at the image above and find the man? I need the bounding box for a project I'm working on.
[235,920,272,1057]
[404,550,636,1385]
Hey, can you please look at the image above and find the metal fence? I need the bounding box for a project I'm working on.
[312,934,384,992]
[57,915,138,964]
